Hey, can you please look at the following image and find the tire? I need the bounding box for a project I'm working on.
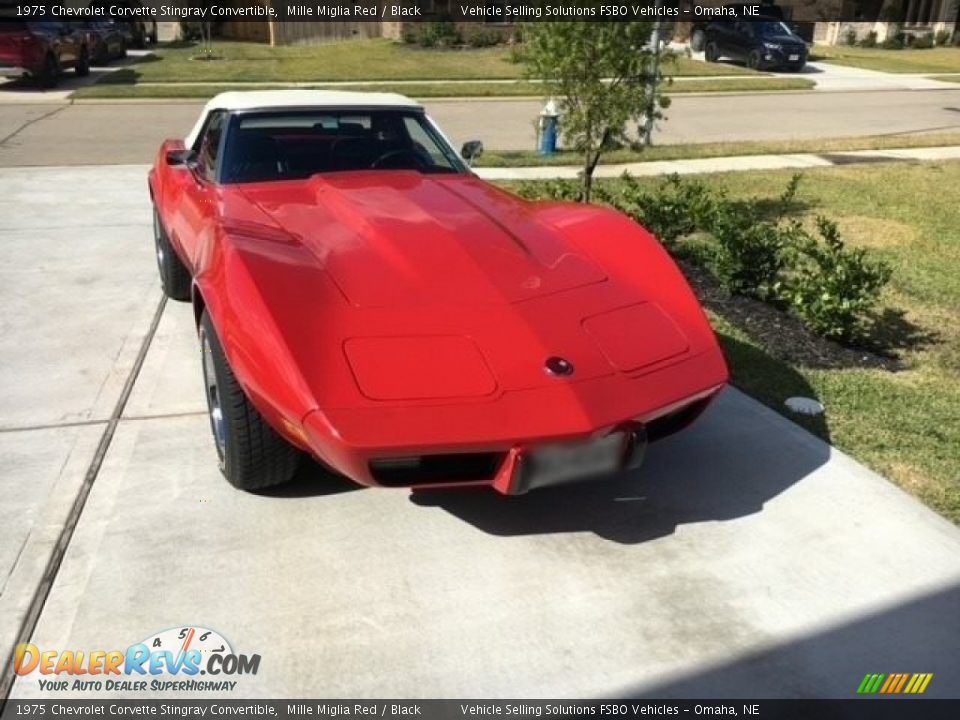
[133,28,146,50]
[152,206,191,301]
[37,54,58,88]
[747,50,762,70]
[75,46,90,77]
[704,42,719,63]
[199,311,303,491]
[690,29,705,53]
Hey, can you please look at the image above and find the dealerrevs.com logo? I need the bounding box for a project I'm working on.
[14,626,260,693]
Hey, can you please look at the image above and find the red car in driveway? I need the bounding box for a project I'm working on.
[147,91,728,494]
[0,21,90,87]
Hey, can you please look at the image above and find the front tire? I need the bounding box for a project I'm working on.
[747,50,762,70]
[704,42,719,63]
[199,311,303,491]
[690,29,705,52]
[152,205,191,301]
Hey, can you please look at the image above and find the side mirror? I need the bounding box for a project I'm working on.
[460,140,483,164]
[166,149,195,166]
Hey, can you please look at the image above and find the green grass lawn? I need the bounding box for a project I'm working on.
[812,45,960,73]
[72,76,811,100]
[101,39,758,86]
[506,161,960,522]
[929,74,960,82]
[476,132,960,167]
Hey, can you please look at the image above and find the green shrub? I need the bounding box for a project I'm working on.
[912,33,935,49]
[844,28,858,46]
[881,33,904,49]
[709,211,800,301]
[859,31,878,48]
[934,29,952,47]
[405,21,461,48]
[608,173,718,248]
[513,178,582,201]
[463,26,503,48]
[785,217,892,342]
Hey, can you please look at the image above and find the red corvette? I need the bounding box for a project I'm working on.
[147,91,727,493]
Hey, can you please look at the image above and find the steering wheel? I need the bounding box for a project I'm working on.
[370,148,424,170]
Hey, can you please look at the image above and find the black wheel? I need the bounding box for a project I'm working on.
[704,42,719,63]
[199,311,303,491]
[690,29,706,53]
[747,50,762,70]
[37,54,58,88]
[75,46,90,77]
[119,40,128,60]
[149,30,158,45]
[152,206,191,301]
[133,28,146,49]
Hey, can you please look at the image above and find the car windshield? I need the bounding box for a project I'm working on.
[221,109,466,184]
[754,21,794,37]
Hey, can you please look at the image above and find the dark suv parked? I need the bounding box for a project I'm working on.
[704,19,808,72]
[0,21,90,88]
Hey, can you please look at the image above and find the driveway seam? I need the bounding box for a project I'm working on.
[0,294,167,701]
[0,105,66,148]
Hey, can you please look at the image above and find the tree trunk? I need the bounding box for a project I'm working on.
[582,149,603,202]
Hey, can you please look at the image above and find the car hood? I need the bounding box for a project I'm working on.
[762,34,805,46]
[233,171,608,308]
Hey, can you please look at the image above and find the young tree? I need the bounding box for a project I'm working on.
[522,17,672,201]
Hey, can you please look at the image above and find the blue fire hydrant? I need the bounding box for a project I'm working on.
[538,99,559,155]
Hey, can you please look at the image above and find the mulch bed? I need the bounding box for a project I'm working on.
[678,260,902,371]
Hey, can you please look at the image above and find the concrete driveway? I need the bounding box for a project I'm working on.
[2,165,960,699]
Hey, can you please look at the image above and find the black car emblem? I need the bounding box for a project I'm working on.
[545,356,574,376]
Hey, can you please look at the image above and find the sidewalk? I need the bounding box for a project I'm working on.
[474,144,960,181]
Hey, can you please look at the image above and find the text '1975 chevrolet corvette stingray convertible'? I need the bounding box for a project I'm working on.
[147,91,728,494]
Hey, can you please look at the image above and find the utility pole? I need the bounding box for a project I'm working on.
[643,0,664,146]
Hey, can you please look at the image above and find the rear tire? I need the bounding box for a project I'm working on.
[152,206,191,301]
[199,311,303,491]
[37,54,58,88]
[75,47,90,77]
[704,42,719,63]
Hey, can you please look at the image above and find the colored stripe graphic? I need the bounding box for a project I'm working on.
[894,674,910,693]
[857,672,932,694]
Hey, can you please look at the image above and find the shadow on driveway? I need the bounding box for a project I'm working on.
[621,581,960,698]
[410,379,831,543]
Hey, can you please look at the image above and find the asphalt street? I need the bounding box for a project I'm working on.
[1,88,960,165]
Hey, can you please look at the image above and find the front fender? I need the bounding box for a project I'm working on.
[193,228,320,451]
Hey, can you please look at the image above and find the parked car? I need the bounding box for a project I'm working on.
[688,2,785,52]
[0,21,90,88]
[79,20,127,64]
[704,18,808,71]
[87,1,158,48]
[148,90,729,493]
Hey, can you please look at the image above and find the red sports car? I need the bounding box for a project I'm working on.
[147,91,727,494]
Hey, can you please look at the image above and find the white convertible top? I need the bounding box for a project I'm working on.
[184,90,422,148]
